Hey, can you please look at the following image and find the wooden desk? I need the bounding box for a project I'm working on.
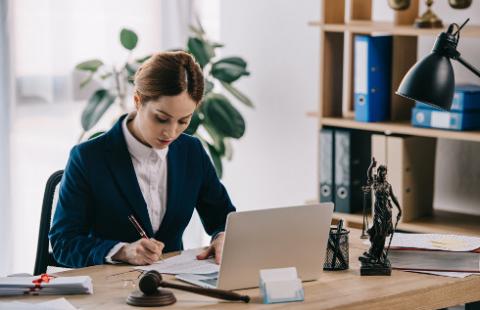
[3,229,480,309]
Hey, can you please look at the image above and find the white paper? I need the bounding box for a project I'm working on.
[390,233,480,252]
[403,270,478,279]
[0,298,76,310]
[135,249,219,275]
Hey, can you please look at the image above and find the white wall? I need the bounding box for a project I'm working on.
[219,0,320,211]
[218,0,480,214]
[0,0,13,276]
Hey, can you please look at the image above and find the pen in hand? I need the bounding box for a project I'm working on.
[128,215,149,239]
[128,215,164,261]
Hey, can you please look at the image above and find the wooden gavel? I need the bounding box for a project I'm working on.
[139,270,250,303]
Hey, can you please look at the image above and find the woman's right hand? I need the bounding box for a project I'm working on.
[112,238,164,265]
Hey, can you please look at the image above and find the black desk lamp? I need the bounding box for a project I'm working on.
[396,19,480,110]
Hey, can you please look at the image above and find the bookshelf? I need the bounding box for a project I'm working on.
[308,20,480,37]
[310,0,480,236]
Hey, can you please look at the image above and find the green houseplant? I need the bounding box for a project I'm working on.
[75,26,253,177]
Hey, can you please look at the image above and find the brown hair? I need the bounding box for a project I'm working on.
[134,51,204,105]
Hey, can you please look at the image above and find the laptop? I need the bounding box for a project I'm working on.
[176,203,334,290]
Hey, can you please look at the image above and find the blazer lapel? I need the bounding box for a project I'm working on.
[104,115,154,237]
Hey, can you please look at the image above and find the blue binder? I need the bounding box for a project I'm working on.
[354,35,393,122]
[334,130,371,214]
[319,129,334,203]
[416,84,480,112]
[412,107,480,131]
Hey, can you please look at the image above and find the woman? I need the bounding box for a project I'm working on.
[49,51,235,268]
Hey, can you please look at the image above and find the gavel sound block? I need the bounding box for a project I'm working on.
[126,270,250,307]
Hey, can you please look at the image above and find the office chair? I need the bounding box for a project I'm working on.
[33,170,64,275]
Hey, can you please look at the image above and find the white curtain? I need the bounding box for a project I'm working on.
[8,0,221,274]
[0,0,13,276]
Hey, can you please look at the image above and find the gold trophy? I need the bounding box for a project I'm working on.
[448,0,472,9]
[415,0,443,28]
[388,0,411,10]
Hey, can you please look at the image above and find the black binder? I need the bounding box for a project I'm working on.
[319,129,334,203]
[334,130,371,213]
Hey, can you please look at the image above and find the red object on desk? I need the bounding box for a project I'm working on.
[31,273,55,291]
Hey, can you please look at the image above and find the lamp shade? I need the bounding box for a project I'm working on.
[396,52,455,110]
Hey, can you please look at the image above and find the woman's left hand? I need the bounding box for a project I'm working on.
[196,232,225,265]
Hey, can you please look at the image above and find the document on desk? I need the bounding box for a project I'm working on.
[403,270,478,279]
[135,249,219,275]
[0,298,76,309]
[390,233,480,252]
[0,276,92,296]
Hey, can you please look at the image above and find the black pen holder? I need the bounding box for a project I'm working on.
[323,226,349,271]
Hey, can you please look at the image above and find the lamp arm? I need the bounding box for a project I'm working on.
[456,56,480,78]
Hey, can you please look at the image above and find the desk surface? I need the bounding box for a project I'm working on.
[3,229,480,309]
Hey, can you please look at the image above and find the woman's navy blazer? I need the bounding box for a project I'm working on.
[49,114,235,268]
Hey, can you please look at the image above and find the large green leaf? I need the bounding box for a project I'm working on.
[120,28,138,50]
[203,122,226,155]
[184,111,201,135]
[75,59,104,72]
[125,62,138,76]
[187,37,214,68]
[224,139,233,161]
[217,56,247,68]
[125,62,139,84]
[79,74,93,88]
[204,79,214,96]
[211,58,250,83]
[81,89,116,131]
[202,93,245,139]
[221,81,254,108]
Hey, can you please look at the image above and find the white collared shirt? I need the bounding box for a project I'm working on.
[122,113,169,233]
[105,113,168,262]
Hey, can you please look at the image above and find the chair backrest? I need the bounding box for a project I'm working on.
[34,170,64,275]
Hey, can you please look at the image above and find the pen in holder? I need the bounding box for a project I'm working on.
[323,220,349,271]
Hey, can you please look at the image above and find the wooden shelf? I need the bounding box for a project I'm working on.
[320,116,480,142]
[333,210,480,236]
[309,20,480,37]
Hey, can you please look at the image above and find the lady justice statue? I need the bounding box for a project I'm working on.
[359,157,402,276]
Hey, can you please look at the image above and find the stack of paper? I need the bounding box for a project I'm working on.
[390,233,480,252]
[135,249,219,275]
[0,276,93,296]
[388,233,480,278]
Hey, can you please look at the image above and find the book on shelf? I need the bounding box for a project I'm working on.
[353,34,392,123]
[412,84,480,131]
[333,130,371,214]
